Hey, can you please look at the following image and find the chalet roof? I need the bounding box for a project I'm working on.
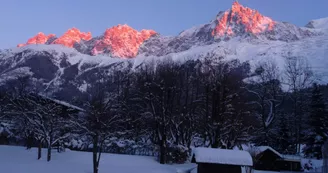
[192,147,253,166]
[257,146,283,158]
[256,146,301,162]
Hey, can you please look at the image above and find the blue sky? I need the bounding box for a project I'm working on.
[1,0,328,49]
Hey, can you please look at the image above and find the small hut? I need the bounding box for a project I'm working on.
[254,146,302,172]
[191,147,253,173]
[254,146,282,171]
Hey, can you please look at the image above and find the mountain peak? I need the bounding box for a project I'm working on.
[17,32,56,47]
[231,1,242,9]
[306,17,328,29]
[17,28,91,48]
[16,25,156,58]
[52,28,92,48]
[91,24,157,58]
[212,2,275,37]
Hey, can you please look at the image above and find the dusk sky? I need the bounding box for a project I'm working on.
[1,0,328,49]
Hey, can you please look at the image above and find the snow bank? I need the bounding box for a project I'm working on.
[302,158,323,172]
[193,147,253,166]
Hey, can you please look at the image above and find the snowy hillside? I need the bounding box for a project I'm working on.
[1,28,328,97]
[0,44,130,99]
[139,31,328,83]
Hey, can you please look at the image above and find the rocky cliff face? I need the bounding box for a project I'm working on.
[90,25,157,58]
[17,32,56,47]
[212,1,276,37]
[52,28,92,48]
[17,25,156,58]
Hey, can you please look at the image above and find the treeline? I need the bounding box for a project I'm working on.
[0,54,328,172]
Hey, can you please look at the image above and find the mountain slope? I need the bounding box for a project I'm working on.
[0,44,128,100]
[2,28,328,96]
[1,2,328,99]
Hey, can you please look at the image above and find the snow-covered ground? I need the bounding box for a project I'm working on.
[0,145,319,173]
[0,145,197,173]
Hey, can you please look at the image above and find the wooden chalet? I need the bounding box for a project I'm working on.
[254,146,302,172]
[191,147,253,173]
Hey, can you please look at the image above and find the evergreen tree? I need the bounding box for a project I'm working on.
[303,83,328,159]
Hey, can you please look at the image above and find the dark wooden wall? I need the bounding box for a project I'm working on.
[197,163,241,173]
[276,160,302,172]
[254,150,281,171]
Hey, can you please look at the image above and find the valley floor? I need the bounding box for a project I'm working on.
[0,145,317,173]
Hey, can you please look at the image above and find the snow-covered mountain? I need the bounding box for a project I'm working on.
[306,17,328,30]
[16,2,319,58]
[1,2,328,98]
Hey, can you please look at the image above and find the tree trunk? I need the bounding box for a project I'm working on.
[159,141,166,164]
[47,137,53,162]
[212,127,220,148]
[38,141,42,160]
[26,134,33,150]
[47,145,51,162]
[159,134,167,164]
[93,135,99,173]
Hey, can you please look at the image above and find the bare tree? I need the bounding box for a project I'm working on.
[245,59,284,146]
[135,58,185,164]
[284,56,313,154]
[11,93,72,161]
[71,69,127,173]
[196,54,252,149]
[170,60,202,148]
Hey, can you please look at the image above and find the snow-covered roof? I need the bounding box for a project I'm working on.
[193,147,253,166]
[256,146,302,162]
[257,146,283,158]
[282,155,302,162]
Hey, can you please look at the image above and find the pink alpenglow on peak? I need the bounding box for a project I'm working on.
[17,28,91,48]
[52,28,92,48]
[17,32,56,47]
[16,25,156,58]
[212,1,276,37]
[91,24,157,58]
